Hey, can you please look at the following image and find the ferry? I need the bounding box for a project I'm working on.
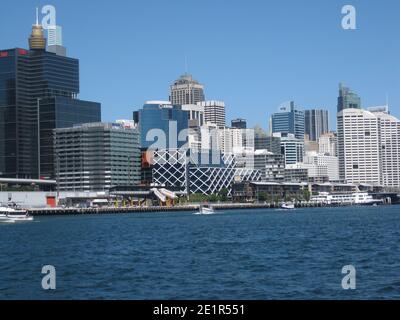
[310,192,383,206]
[0,205,33,222]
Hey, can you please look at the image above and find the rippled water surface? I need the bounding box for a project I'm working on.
[0,206,399,300]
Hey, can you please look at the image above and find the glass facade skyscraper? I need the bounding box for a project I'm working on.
[305,109,329,141]
[0,23,101,179]
[337,83,361,113]
[39,97,101,179]
[137,101,189,150]
[271,101,305,140]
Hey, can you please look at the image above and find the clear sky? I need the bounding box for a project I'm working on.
[1,0,400,130]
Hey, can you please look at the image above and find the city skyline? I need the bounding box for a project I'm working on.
[2,1,400,305]
[1,0,400,130]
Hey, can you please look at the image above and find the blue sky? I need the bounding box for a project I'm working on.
[1,0,400,130]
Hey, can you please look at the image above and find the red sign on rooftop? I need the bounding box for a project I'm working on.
[18,49,28,55]
[0,51,9,58]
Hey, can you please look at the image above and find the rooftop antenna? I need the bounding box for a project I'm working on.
[185,55,188,75]
[36,7,39,25]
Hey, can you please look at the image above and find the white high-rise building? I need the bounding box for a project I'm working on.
[46,25,66,56]
[218,127,243,154]
[338,107,400,187]
[198,100,226,129]
[376,112,400,187]
[337,108,381,185]
[319,132,338,156]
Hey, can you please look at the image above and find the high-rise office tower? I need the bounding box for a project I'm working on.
[47,25,67,56]
[0,18,101,180]
[231,118,247,129]
[270,101,305,140]
[337,109,381,184]
[198,100,226,129]
[136,101,189,150]
[338,107,400,187]
[170,74,205,105]
[305,109,329,141]
[218,128,244,154]
[54,122,141,191]
[375,112,400,188]
[337,83,361,113]
[274,132,304,165]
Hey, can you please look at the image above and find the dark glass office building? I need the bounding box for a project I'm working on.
[40,97,101,179]
[304,109,329,141]
[271,101,305,140]
[0,24,100,179]
[137,101,189,150]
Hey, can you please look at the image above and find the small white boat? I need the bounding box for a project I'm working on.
[281,203,295,210]
[196,205,215,215]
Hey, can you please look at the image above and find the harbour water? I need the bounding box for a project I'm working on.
[0,206,399,300]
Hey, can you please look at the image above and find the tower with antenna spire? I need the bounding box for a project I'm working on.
[28,8,46,50]
[169,74,205,105]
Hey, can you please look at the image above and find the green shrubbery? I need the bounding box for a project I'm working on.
[186,188,230,203]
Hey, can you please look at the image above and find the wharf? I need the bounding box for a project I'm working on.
[27,202,351,216]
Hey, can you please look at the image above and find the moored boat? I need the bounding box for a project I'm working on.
[0,206,33,222]
[281,203,295,210]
